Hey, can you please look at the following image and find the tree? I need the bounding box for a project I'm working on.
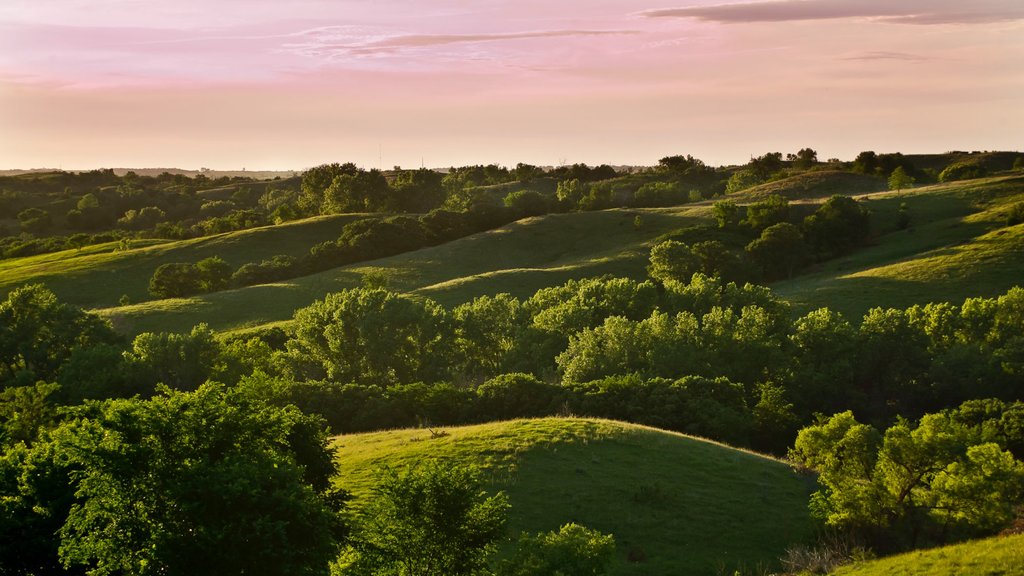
[712,200,740,228]
[123,324,221,392]
[748,152,783,181]
[17,208,52,235]
[790,409,1024,547]
[792,148,818,169]
[287,288,454,384]
[888,166,915,196]
[745,223,809,280]
[299,163,359,215]
[801,195,871,259]
[725,170,760,194]
[149,262,202,298]
[742,194,789,232]
[195,256,232,292]
[647,240,699,284]
[498,523,616,576]
[504,190,550,217]
[853,151,879,174]
[2,383,345,576]
[337,461,508,576]
[0,284,121,386]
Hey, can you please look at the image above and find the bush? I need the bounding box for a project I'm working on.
[939,162,987,182]
[499,523,616,576]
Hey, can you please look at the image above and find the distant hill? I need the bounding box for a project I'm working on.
[829,533,1024,575]
[332,418,816,576]
[0,213,374,310]
[0,168,299,179]
[774,174,1024,318]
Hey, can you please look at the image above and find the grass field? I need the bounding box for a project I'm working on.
[738,170,888,201]
[775,175,1024,318]
[8,173,1022,336]
[331,417,816,576]
[829,534,1024,576]
[0,213,372,309]
[97,207,706,335]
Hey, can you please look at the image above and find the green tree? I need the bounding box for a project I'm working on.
[123,324,221,392]
[790,410,1024,546]
[504,190,550,217]
[299,163,359,215]
[498,523,616,576]
[453,294,529,378]
[195,256,232,292]
[148,262,202,298]
[647,240,700,285]
[792,148,818,169]
[712,200,741,228]
[2,383,345,576]
[745,222,809,280]
[17,208,52,235]
[337,461,508,576]
[742,194,789,232]
[801,195,871,259]
[288,288,453,384]
[725,169,760,194]
[0,284,121,386]
[888,166,915,196]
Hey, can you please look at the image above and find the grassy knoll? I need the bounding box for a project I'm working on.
[331,418,816,576]
[98,207,705,335]
[738,170,887,201]
[775,175,1024,319]
[0,213,372,309]
[829,534,1024,576]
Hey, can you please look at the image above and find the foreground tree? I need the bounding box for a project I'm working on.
[337,461,508,576]
[0,284,121,387]
[1,382,346,575]
[790,408,1024,549]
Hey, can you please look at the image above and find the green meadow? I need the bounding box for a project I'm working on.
[331,418,816,576]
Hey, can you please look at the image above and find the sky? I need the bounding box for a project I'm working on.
[1,0,1022,170]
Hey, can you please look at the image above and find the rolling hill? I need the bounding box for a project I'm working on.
[5,171,1022,336]
[0,212,373,309]
[331,417,816,576]
[95,207,706,335]
[774,174,1024,318]
[828,534,1024,576]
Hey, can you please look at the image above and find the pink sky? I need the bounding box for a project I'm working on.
[1,0,1022,170]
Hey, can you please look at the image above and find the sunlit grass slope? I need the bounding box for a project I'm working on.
[98,207,705,335]
[0,213,371,309]
[775,175,1024,319]
[829,534,1024,576]
[332,418,816,576]
[736,170,888,201]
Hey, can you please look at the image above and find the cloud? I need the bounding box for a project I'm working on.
[640,0,1024,25]
[283,28,637,59]
[843,51,928,61]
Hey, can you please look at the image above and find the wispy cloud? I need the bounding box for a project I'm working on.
[843,51,928,61]
[640,0,1024,25]
[282,28,638,59]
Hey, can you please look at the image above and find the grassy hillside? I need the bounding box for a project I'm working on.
[98,207,705,335]
[829,534,1024,576]
[0,213,372,309]
[332,418,816,576]
[738,170,887,201]
[775,175,1024,319]
[9,171,1022,336]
